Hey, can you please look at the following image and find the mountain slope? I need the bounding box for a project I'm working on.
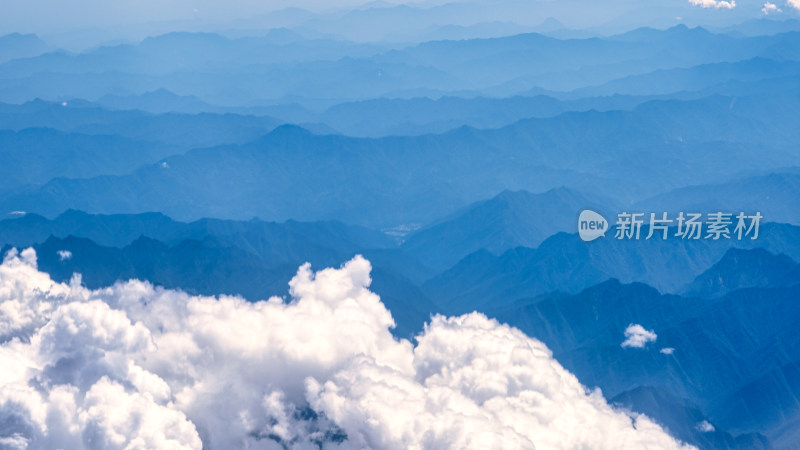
[424,222,800,314]
[637,171,800,226]
[682,248,797,298]
[489,280,800,446]
[0,210,396,265]
[401,187,612,269]
[0,128,178,193]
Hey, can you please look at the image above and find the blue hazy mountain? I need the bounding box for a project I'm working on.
[1,26,797,104]
[637,171,800,226]
[3,93,798,227]
[0,100,282,148]
[46,1,766,47]
[419,21,539,42]
[96,89,219,115]
[715,18,800,36]
[90,90,326,131]
[424,223,800,314]
[0,124,598,226]
[682,248,797,298]
[0,210,395,263]
[373,26,800,93]
[0,128,178,193]
[401,188,614,270]
[573,57,800,97]
[0,31,389,77]
[315,94,657,137]
[25,81,788,140]
[90,91,705,138]
[0,33,49,64]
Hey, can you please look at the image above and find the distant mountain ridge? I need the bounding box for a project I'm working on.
[424,222,800,314]
[682,248,797,298]
[0,33,49,63]
[2,93,798,227]
[637,171,800,226]
[1,26,798,103]
[0,209,394,263]
[401,187,614,269]
[0,128,178,193]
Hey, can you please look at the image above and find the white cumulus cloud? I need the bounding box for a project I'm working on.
[762,2,782,13]
[696,420,715,432]
[0,249,693,449]
[689,0,736,9]
[621,324,658,349]
[789,0,800,10]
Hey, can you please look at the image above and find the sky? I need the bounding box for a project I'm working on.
[1,0,796,40]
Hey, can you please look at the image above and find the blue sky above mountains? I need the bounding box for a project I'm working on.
[3,0,799,50]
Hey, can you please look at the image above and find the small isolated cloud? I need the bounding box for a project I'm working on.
[696,420,715,432]
[57,250,72,261]
[0,250,694,449]
[789,0,800,10]
[762,2,782,13]
[621,324,658,349]
[660,347,675,355]
[689,0,736,9]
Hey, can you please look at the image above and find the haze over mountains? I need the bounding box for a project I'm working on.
[1,3,800,449]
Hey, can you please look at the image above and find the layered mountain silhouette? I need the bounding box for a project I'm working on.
[638,171,800,226]
[401,187,614,269]
[3,92,798,227]
[424,223,800,314]
[682,248,797,298]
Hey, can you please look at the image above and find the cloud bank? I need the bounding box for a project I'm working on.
[0,249,692,449]
[688,0,736,9]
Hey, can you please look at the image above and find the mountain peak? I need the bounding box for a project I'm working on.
[262,124,315,142]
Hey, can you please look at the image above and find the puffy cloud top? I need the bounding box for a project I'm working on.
[688,0,736,9]
[621,323,658,349]
[761,2,782,14]
[0,249,693,449]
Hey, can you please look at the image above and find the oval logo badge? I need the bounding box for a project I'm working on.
[578,210,608,242]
